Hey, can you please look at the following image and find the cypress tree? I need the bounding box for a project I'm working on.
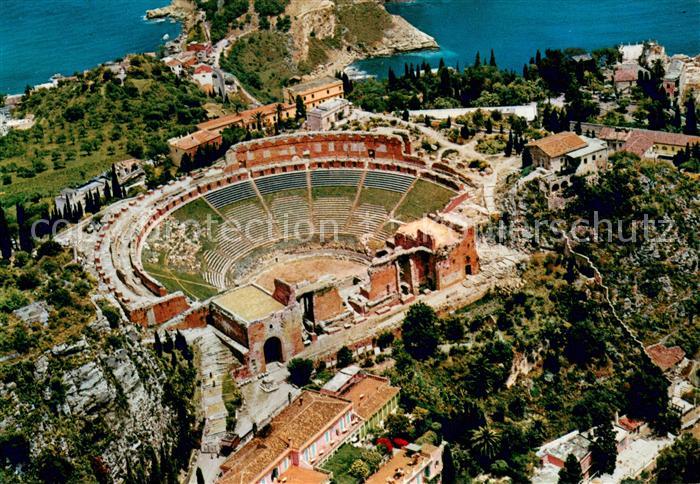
[590,420,618,475]
[196,468,205,484]
[154,332,163,357]
[474,51,481,68]
[163,331,173,353]
[103,181,112,201]
[147,447,161,484]
[505,130,514,157]
[673,103,682,128]
[0,206,12,260]
[489,49,497,67]
[442,443,457,483]
[111,164,123,199]
[387,67,398,91]
[559,453,582,484]
[684,95,698,135]
[295,95,306,120]
[16,203,33,253]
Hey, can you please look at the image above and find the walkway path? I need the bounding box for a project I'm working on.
[182,326,240,483]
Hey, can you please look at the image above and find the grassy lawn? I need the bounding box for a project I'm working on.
[142,261,219,301]
[221,31,298,103]
[311,186,359,200]
[394,179,455,222]
[171,197,224,224]
[357,187,403,213]
[319,444,368,484]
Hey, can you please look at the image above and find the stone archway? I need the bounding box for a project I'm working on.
[263,337,283,364]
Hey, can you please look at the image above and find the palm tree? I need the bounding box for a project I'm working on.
[471,425,501,460]
[254,112,264,131]
[275,103,284,134]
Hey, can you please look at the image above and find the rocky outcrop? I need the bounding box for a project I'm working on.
[1,319,188,481]
[62,361,116,415]
[288,0,437,77]
[367,13,437,56]
[146,0,195,21]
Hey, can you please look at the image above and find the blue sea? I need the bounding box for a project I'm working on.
[0,0,180,94]
[353,0,700,77]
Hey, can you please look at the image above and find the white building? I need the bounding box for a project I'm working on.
[306,98,352,131]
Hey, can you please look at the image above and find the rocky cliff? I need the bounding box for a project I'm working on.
[288,0,437,77]
[0,302,198,482]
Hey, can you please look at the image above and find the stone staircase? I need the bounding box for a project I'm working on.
[187,328,237,454]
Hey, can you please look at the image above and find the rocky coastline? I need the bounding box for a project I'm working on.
[146,0,197,24]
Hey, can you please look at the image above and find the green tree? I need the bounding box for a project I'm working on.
[471,425,501,461]
[654,434,699,483]
[287,358,314,386]
[0,206,12,260]
[402,302,439,360]
[684,94,698,135]
[295,95,306,120]
[559,453,581,484]
[590,420,617,475]
[336,346,353,368]
[349,459,370,479]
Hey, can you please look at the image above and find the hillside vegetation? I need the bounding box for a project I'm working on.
[221,0,398,102]
[221,31,299,103]
[0,56,208,205]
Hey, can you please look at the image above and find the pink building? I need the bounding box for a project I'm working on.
[218,390,360,483]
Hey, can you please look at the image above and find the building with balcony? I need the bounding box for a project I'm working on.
[218,390,359,484]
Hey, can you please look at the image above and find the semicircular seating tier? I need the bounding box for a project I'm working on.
[90,132,465,326]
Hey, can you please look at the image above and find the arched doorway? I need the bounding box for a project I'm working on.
[263,337,283,364]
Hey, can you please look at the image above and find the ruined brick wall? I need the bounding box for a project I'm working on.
[230,133,420,170]
[434,227,479,289]
[272,279,294,305]
[167,306,209,330]
[245,304,304,374]
[361,263,399,302]
[312,287,345,322]
[128,294,190,327]
[209,308,250,348]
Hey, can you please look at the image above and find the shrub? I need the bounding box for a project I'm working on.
[336,346,353,368]
[287,358,314,386]
[349,459,370,479]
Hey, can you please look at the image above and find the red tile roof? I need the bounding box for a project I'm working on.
[218,391,351,484]
[646,343,685,371]
[197,103,295,132]
[338,374,399,421]
[599,127,700,156]
[617,416,644,432]
[623,133,655,156]
[527,132,587,158]
[614,68,638,83]
[194,64,213,74]
[169,129,221,151]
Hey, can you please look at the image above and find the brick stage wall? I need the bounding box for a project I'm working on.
[128,294,190,327]
[312,287,346,322]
